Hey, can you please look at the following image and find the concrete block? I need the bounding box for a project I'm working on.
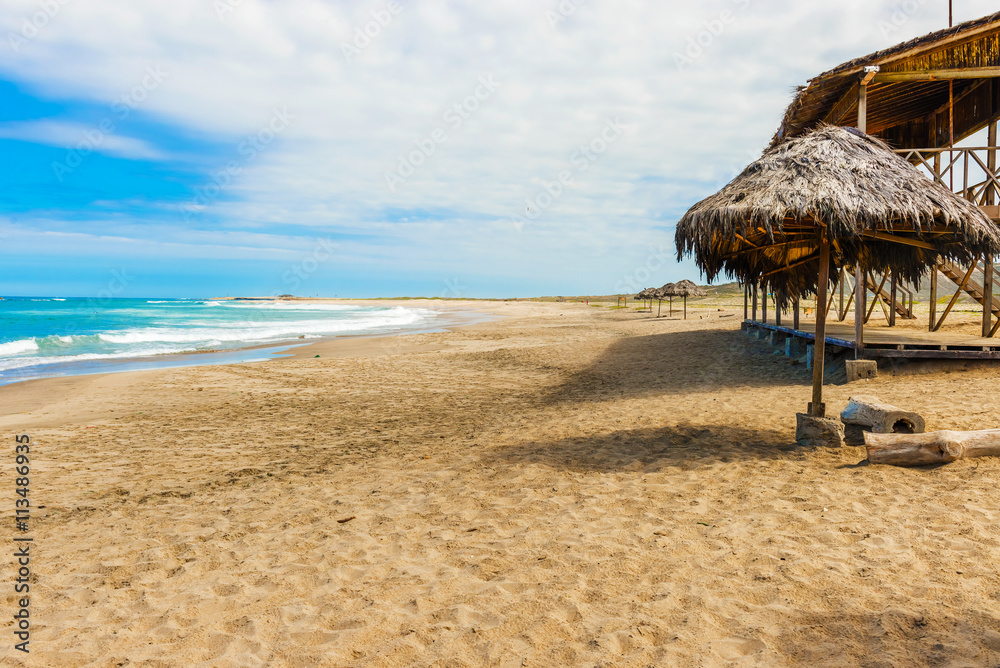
[769,332,784,346]
[845,359,878,383]
[785,337,804,357]
[805,345,814,369]
[796,413,845,447]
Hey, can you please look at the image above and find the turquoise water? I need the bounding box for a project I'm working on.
[0,297,439,384]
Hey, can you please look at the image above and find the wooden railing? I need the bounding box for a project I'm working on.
[895,147,999,212]
[895,147,999,336]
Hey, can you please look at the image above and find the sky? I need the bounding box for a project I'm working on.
[0,0,996,298]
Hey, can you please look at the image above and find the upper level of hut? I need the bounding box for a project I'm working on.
[773,11,1000,149]
[773,11,1000,219]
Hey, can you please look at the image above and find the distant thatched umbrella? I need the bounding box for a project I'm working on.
[653,282,674,317]
[634,288,652,312]
[662,279,706,319]
[675,124,1000,418]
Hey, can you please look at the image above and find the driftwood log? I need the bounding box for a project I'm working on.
[840,395,925,445]
[865,429,1000,466]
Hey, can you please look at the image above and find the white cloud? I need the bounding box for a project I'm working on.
[0,119,169,160]
[1,0,996,292]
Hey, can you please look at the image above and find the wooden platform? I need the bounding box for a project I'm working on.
[743,320,1000,359]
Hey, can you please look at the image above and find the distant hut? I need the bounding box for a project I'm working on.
[653,283,674,317]
[635,288,655,312]
[662,280,706,319]
[675,125,1000,422]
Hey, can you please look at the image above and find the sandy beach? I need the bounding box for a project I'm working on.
[3,299,1000,666]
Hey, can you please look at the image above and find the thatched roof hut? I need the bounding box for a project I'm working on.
[675,125,1000,305]
[675,124,1000,420]
[662,279,707,298]
[660,279,707,319]
[653,282,674,299]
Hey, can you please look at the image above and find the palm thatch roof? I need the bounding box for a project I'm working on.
[653,282,675,299]
[662,279,706,298]
[675,125,1000,304]
[635,288,655,300]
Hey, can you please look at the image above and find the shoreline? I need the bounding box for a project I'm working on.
[0,301,507,429]
[0,300,500,391]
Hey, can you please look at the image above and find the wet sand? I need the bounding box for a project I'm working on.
[3,299,1000,666]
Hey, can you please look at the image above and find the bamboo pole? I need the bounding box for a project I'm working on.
[811,230,831,418]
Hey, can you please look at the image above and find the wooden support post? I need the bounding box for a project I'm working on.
[984,255,994,338]
[793,295,800,330]
[683,295,688,320]
[839,267,845,319]
[743,285,748,321]
[752,284,758,322]
[811,231,831,418]
[762,287,767,325]
[854,262,865,358]
[776,292,782,326]
[985,120,997,338]
[889,272,897,327]
[858,84,868,133]
[929,265,938,331]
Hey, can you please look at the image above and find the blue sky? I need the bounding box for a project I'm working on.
[0,0,995,298]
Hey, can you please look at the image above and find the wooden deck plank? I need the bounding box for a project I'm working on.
[744,319,1000,359]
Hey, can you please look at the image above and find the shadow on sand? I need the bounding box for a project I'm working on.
[490,422,803,473]
[542,328,811,407]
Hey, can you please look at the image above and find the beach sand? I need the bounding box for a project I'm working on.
[3,299,1000,666]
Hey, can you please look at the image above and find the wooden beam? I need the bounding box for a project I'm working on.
[925,79,988,122]
[810,232,831,418]
[860,230,939,250]
[933,261,977,331]
[865,271,890,323]
[873,67,1000,83]
[823,82,860,125]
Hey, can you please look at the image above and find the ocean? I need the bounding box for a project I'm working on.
[0,297,442,385]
